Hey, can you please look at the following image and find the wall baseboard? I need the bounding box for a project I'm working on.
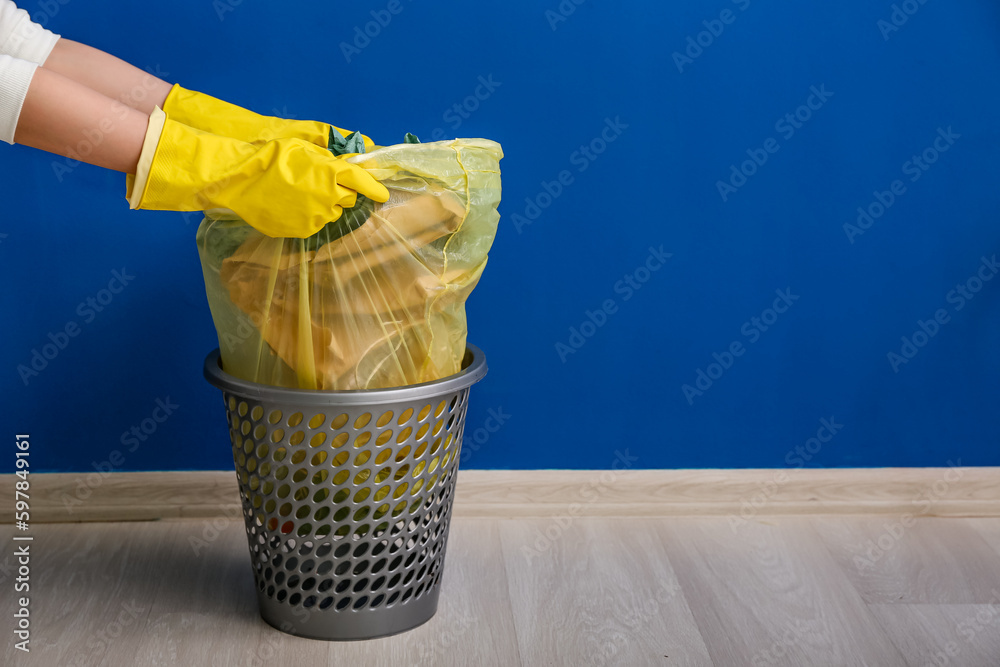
[2,467,998,524]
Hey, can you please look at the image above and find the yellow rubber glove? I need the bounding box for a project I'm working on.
[127,108,389,238]
[161,84,375,151]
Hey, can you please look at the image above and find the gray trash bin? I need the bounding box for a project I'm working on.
[203,344,487,640]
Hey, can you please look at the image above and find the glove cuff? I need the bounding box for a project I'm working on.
[126,106,169,209]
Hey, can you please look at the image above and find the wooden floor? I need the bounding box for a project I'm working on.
[4,516,1000,666]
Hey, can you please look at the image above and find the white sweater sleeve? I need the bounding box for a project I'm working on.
[0,54,36,144]
[0,0,60,63]
[0,2,61,145]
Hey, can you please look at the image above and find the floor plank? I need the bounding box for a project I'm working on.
[869,603,1000,667]
[659,517,907,666]
[812,516,1000,604]
[499,518,713,666]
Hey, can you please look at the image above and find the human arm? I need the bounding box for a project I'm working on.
[13,62,147,172]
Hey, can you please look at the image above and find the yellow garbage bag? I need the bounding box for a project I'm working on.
[196,138,503,390]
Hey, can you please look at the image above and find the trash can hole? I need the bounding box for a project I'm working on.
[389,555,403,571]
[372,558,387,574]
[294,486,309,501]
[354,432,372,448]
[372,540,388,556]
[308,413,326,429]
[313,488,329,503]
[316,544,332,558]
[397,408,414,425]
[302,577,316,590]
[267,585,275,598]
[396,427,412,443]
[291,468,306,483]
[319,596,334,610]
[353,560,370,576]
[371,594,385,608]
[238,401,248,417]
[354,596,369,610]
[310,433,327,448]
[331,413,349,430]
[353,578,369,593]
[388,574,401,589]
[318,578,333,593]
[395,446,412,462]
[287,412,303,427]
[375,430,393,446]
[335,561,351,576]
[416,423,430,440]
[289,593,302,606]
[387,591,400,606]
[336,597,352,610]
[402,588,414,603]
[274,571,285,585]
[303,595,317,609]
[417,404,432,422]
[415,441,428,458]
[287,575,300,588]
[335,580,351,594]
[354,413,372,429]
[276,589,287,602]
[270,429,285,444]
[268,410,283,425]
[332,432,349,448]
[376,410,394,427]
[371,576,386,591]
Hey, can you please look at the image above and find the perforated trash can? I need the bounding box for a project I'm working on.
[203,345,487,641]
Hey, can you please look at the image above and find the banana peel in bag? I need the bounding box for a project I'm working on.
[196,137,503,390]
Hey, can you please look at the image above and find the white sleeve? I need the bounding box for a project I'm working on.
[0,0,60,64]
[0,53,37,144]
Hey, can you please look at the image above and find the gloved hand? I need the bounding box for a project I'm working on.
[161,84,375,152]
[127,108,389,238]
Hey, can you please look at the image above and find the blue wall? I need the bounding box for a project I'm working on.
[2,0,998,473]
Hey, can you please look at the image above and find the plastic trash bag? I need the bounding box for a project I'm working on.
[196,138,503,390]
